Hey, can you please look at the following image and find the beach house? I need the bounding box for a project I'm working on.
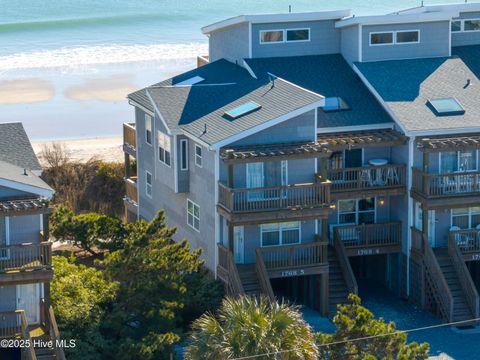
[0,123,62,359]
[123,3,480,322]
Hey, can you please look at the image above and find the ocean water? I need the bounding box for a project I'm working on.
[0,0,465,140]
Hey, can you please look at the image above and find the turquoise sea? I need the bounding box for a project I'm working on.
[0,0,465,139]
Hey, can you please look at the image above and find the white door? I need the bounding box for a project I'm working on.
[17,284,39,324]
[233,226,244,264]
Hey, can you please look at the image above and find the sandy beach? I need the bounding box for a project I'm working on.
[33,136,124,165]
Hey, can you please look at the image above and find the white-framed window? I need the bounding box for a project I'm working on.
[158,131,171,166]
[370,31,394,46]
[338,198,376,225]
[286,28,310,42]
[259,28,310,44]
[180,139,188,171]
[187,199,200,231]
[260,30,284,43]
[450,19,480,32]
[195,144,203,168]
[439,150,478,173]
[145,170,152,198]
[261,221,301,247]
[396,30,420,44]
[145,115,152,145]
[451,207,480,229]
[369,30,420,46]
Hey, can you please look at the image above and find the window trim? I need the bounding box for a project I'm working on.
[260,221,301,247]
[286,28,311,43]
[452,18,480,33]
[195,144,203,168]
[187,199,200,232]
[145,114,153,146]
[259,29,285,44]
[395,30,421,45]
[337,198,377,225]
[157,130,171,167]
[180,139,188,171]
[369,31,394,46]
[145,170,153,199]
[259,28,311,44]
[369,30,421,46]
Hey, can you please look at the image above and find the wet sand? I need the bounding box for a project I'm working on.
[0,78,55,105]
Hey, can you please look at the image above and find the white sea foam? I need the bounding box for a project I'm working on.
[0,42,208,72]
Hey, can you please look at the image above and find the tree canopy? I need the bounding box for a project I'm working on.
[317,294,429,360]
[185,296,319,360]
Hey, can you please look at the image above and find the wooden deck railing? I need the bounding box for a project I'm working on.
[45,302,66,360]
[328,164,406,193]
[217,245,245,296]
[448,236,480,320]
[449,229,480,257]
[258,242,328,271]
[0,242,52,273]
[123,122,136,150]
[218,181,331,213]
[125,177,138,203]
[334,222,401,250]
[333,236,358,295]
[255,249,275,301]
[422,237,454,322]
[0,311,36,359]
[412,168,480,198]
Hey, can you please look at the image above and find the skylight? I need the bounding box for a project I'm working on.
[225,102,262,119]
[175,76,205,86]
[322,97,350,112]
[428,98,465,116]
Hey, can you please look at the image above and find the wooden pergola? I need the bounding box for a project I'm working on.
[0,198,50,215]
[417,133,480,152]
[317,128,407,151]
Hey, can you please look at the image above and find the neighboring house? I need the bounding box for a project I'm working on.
[0,123,63,360]
[123,3,480,322]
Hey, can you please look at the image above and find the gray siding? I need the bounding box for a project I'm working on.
[452,12,480,47]
[0,285,16,312]
[341,25,360,63]
[362,21,450,62]
[9,215,41,245]
[209,23,250,64]
[251,20,340,58]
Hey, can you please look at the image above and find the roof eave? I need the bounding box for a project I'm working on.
[335,11,459,28]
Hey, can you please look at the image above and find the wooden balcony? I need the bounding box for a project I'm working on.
[334,222,402,256]
[449,229,480,261]
[124,177,138,204]
[257,241,328,279]
[0,310,36,359]
[123,122,136,158]
[217,181,332,223]
[0,242,53,284]
[328,164,406,199]
[412,168,480,208]
[197,55,209,67]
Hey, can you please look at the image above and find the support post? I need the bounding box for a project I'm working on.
[319,158,328,182]
[227,163,234,188]
[42,213,50,241]
[321,218,328,242]
[320,273,329,316]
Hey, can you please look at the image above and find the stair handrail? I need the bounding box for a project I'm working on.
[255,248,275,302]
[18,310,37,360]
[333,231,358,295]
[448,236,480,319]
[422,237,454,322]
[217,244,245,296]
[44,300,66,360]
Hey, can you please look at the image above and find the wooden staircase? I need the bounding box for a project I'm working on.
[237,264,262,297]
[434,248,474,322]
[34,339,56,360]
[327,247,349,315]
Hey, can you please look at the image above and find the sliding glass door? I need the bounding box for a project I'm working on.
[246,161,287,200]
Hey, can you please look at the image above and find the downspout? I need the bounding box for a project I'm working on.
[406,136,415,297]
[214,149,220,279]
